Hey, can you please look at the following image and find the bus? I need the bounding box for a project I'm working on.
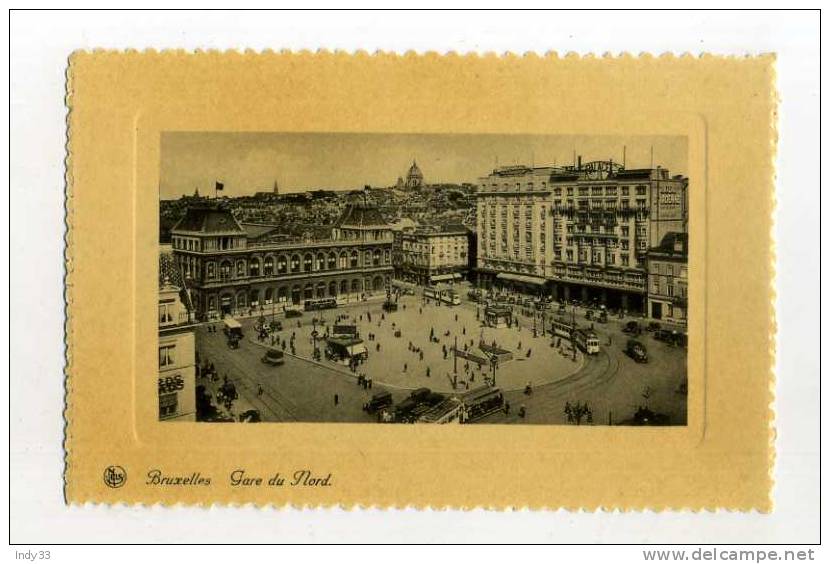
[440,289,461,306]
[423,288,439,301]
[551,317,577,339]
[574,329,600,355]
[222,317,243,339]
[304,298,337,311]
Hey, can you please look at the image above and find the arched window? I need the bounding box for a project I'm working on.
[277,287,287,302]
[365,250,372,266]
[304,284,314,300]
[264,256,274,276]
[291,285,301,304]
[303,253,313,272]
[384,249,391,264]
[264,288,273,305]
[206,262,215,279]
[373,249,381,266]
[290,254,301,273]
[316,253,325,270]
[249,289,259,307]
[351,279,361,293]
[236,292,247,308]
[249,258,260,277]
[350,251,359,268]
[236,260,246,277]
[328,252,337,270]
[208,296,217,311]
[373,276,384,291]
[316,283,326,299]
[339,251,349,269]
[220,260,232,280]
[340,280,348,295]
[277,255,287,274]
[328,281,338,297]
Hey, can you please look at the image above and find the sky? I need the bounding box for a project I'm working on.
[159,132,687,199]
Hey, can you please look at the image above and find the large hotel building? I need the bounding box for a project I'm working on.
[475,159,688,315]
[170,203,395,320]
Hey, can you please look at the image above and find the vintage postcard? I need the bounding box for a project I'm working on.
[65,52,775,509]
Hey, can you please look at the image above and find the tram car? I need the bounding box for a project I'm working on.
[459,386,505,423]
[573,329,600,355]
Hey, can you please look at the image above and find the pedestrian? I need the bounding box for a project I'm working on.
[257,384,264,397]
[426,366,431,378]
[462,326,466,335]
[376,342,380,352]
[504,402,510,415]
[403,363,408,373]
[334,393,339,406]
[526,348,532,358]
[518,341,522,350]
[454,314,458,322]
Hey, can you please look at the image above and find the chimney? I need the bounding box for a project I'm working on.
[577,155,582,170]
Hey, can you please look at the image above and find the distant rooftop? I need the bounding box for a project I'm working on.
[336,204,390,228]
[172,205,244,234]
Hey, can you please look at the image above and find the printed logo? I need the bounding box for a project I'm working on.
[103,465,127,489]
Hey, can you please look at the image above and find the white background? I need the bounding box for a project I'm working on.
[7,8,822,548]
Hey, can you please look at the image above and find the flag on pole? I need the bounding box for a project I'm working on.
[215,181,224,191]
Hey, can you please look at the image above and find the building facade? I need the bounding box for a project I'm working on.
[646,232,688,323]
[398,224,471,285]
[170,204,395,320]
[158,253,197,421]
[475,160,688,313]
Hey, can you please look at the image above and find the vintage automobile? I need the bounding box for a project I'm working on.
[382,300,399,312]
[625,339,649,363]
[285,309,303,318]
[363,391,393,413]
[646,321,662,332]
[622,320,642,335]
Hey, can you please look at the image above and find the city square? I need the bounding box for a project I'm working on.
[191,285,687,425]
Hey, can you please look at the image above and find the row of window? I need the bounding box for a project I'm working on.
[190,249,391,280]
[479,183,649,196]
[204,276,389,311]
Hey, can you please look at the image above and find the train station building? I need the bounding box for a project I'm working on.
[170,202,395,320]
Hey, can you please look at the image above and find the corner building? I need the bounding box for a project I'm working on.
[476,160,688,313]
[171,203,395,320]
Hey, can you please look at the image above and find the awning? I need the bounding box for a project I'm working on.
[347,343,368,357]
[496,273,547,286]
[430,273,462,282]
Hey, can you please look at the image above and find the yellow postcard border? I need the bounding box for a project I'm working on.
[65,51,776,510]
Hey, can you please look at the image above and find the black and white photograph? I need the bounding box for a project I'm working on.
[158,132,689,426]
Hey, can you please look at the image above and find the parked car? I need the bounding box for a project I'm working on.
[410,387,432,402]
[285,309,303,318]
[646,321,662,332]
[623,321,641,335]
[653,329,677,344]
[363,391,393,413]
[625,339,648,363]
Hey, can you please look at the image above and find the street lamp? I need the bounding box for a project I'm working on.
[489,354,498,387]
